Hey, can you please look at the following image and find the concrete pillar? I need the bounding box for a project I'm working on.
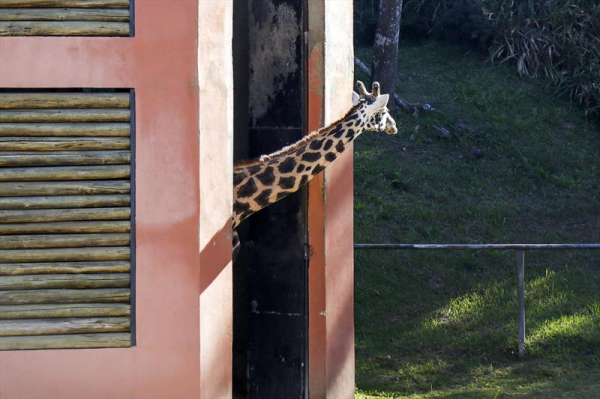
[198,1,234,398]
[308,1,355,398]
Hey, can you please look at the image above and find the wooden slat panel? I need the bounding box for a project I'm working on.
[0,8,129,21]
[0,273,130,290]
[0,109,130,123]
[0,220,130,235]
[0,137,129,151]
[0,165,130,181]
[0,123,130,136]
[0,21,129,36]
[0,207,130,223]
[0,333,130,350]
[0,181,130,196]
[0,195,130,210]
[0,90,133,350]
[0,288,130,305]
[0,303,130,319]
[0,247,130,263]
[0,93,129,109]
[0,233,130,249]
[0,261,130,276]
[0,0,130,8]
[0,151,130,167]
[0,317,130,336]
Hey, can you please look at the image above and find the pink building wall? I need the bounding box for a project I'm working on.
[0,1,222,397]
[0,1,354,397]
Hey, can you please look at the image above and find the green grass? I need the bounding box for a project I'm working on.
[353,42,600,398]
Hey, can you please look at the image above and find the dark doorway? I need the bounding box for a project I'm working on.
[233,1,309,398]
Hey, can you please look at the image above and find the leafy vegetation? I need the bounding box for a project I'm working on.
[485,0,600,117]
[354,0,380,46]
[353,42,600,398]
[401,0,495,45]
[357,0,600,117]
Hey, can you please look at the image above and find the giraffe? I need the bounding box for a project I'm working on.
[231,81,398,259]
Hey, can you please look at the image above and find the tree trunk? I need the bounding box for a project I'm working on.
[372,0,403,110]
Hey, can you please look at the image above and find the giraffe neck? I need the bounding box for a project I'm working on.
[232,107,367,228]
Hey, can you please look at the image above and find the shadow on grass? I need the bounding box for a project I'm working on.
[355,250,600,398]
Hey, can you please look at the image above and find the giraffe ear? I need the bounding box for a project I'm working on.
[352,91,360,105]
[367,94,390,115]
[373,94,389,109]
[367,94,389,115]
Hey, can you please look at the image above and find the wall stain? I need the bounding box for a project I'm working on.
[249,1,300,126]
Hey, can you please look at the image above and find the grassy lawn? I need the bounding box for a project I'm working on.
[353,42,600,398]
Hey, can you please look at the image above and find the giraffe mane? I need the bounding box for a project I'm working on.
[234,102,363,168]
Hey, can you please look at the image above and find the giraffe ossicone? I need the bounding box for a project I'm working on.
[231,81,397,259]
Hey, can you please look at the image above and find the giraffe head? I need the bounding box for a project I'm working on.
[352,81,397,135]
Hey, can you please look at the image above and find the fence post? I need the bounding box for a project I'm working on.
[517,250,526,359]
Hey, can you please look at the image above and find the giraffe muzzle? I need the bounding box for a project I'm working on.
[385,120,398,135]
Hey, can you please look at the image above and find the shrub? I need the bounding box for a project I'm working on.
[485,0,600,117]
[397,0,600,118]
[354,0,380,46]
[402,0,495,47]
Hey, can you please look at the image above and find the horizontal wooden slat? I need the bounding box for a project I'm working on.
[0,220,130,235]
[0,137,129,151]
[0,261,130,275]
[0,288,130,305]
[0,332,130,350]
[0,181,130,196]
[0,0,129,8]
[0,207,130,223]
[0,273,130,290]
[0,109,130,123]
[0,233,130,249]
[0,151,130,167]
[0,246,130,263]
[0,20,129,36]
[0,8,129,21]
[0,165,130,181]
[0,316,129,336]
[0,122,130,136]
[0,194,130,210]
[0,93,129,109]
[0,303,130,319]
[0,165,129,182]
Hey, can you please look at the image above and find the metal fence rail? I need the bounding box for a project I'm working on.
[355,243,600,250]
[354,243,600,359]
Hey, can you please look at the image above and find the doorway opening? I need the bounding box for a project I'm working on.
[232,1,309,398]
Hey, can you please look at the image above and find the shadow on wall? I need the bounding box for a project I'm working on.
[198,215,233,397]
[199,217,232,295]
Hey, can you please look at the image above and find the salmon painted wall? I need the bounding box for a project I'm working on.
[0,1,233,397]
[308,1,355,398]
